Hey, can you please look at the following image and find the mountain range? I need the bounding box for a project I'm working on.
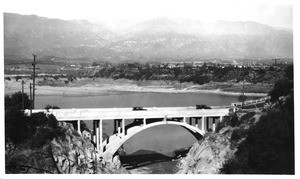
[4,13,293,63]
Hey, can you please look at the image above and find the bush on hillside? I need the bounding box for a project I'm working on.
[5,91,31,110]
[216,113,239,133]
[220,110,294,174]
[45,105,60,110]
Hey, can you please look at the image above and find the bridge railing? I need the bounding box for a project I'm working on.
[231,96,270,109]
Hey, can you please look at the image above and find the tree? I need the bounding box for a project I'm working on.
[5,91,31,110]
[268,78,293,139]
[237,94,247,107]
[284,64,293,80]
[269,78,293,114]
[5,92,58,144]
[45,105,61,110]
[54,76,60,81]
[221,111,294,174]
[15,76,21,82]
[5,77,11,81]
[92,62,99,67]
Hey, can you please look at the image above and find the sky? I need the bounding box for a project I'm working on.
[1,0,294,29]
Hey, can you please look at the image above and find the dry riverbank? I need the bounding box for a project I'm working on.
[5,78,270,97]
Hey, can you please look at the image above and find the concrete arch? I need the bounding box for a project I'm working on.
[102,121,205,160]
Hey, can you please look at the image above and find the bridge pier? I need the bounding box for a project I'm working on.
[93,120,96,144]
[220,115,224,122]
[207,117,210,132]
[92,120,103,153]
[122,119,125,136]
[77,120,81,134]
[118,120,121,135]
[212,118,216,132]
[183,117,187,123]
[114,120,117,134]
[96,121,99,151]
[195,117,198,128]
[143,118,146,126]
[201,116,206,132]
[99,119,103,153]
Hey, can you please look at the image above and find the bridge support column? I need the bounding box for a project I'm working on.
[99,119,103,153]
[201,116,206,132]
[96,121,99,151]
[189,118,192,125]
[183,117,187,123]
[195,118,198,128]
[118,120,121,135]
[220,116,224,122]
[122,119,125,136]
[77,120,81,134]
[143,118,146,126]
[114,120,117,134]
[93,120,96,143]
[212,118,216,132]
[206,117,210,131]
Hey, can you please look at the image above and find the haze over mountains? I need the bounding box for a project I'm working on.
[4,13,293,63]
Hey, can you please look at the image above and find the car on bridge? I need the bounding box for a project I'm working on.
[196,104,211,109]
[132,106,147,111]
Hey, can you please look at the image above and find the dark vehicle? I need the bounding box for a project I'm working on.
[196,104,211,109]
[132,106,146,111]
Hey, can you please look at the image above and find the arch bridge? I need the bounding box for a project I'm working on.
[26,106,230,160]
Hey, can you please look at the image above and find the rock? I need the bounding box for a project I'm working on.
[5,138,16,155]
[112,155,121,169]
[219,126,233,135]
[6,121,128,174]
[82,130,92,140]
[177,133,236,174]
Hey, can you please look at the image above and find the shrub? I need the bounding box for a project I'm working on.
[5,91,31,110]
[221,111,294,174]
[5,92,64,145]
[239,112,256,124]
[45,105,60,110]
[216,113,239,133]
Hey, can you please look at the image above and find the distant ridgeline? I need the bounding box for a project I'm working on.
[4,13,292,62]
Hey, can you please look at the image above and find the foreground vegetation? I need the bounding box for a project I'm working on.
[5,92,126,174]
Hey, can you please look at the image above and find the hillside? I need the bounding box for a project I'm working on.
[4,13,293,63]
[177,85,294,174]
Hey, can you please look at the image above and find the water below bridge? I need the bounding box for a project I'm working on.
[35,91,252,173]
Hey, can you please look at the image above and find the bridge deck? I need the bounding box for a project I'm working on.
[26,107,230,121]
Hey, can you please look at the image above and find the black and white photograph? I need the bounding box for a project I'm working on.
[1,0,298,176]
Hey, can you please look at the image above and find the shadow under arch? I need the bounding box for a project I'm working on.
[106,121,205,161]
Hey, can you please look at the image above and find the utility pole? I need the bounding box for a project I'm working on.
[30,83,32,115]
[31,54,39,109]
[272,59,278,66]
[272,59,280,83]
[242,80,245,108]
[21,80,25,110]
